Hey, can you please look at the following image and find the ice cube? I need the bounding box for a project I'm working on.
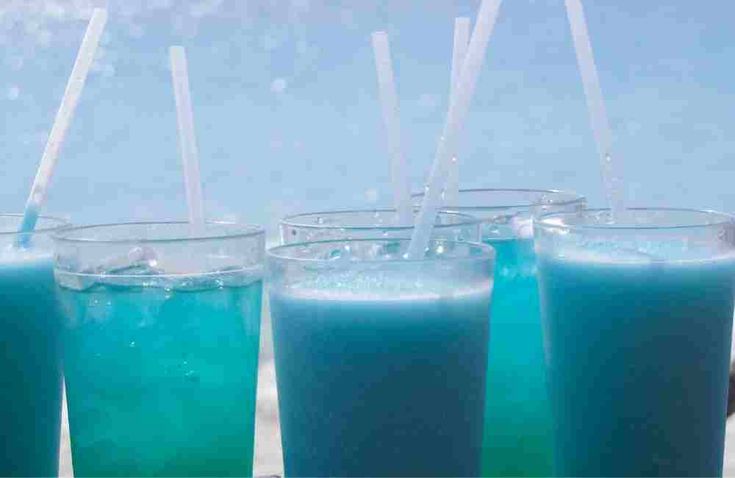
[55,270,98,292]
[100,246,160,275]
[510,215,533,239]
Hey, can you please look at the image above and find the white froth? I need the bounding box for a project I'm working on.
[275,273,492,302]
[0,245,52,267]
[546,245,735,266]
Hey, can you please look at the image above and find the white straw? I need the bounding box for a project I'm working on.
[169,46,205,227]
[445,17,471,205]
[17,8,108,237]
[564,0,625,219]
[371,31,413,225]
[406,0,502,259]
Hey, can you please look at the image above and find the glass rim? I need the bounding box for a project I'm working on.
[280,208,482,230]
[53,220,265,245]
[0,213,68,236]
[412,187,585,211]
[535,207,735,232]
[267,238,494,265]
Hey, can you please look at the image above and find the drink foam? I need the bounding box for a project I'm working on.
[543,241,735,266]
[0,244,52,267]
[275,271,492,303]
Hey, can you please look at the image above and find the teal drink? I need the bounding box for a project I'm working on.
[55,222,264,477]
[481,237,552,475]
[536,208,735,476]
[0,215,66,477]
[423,189,584,476]
[268,239,494,477]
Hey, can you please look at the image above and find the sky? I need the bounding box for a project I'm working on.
[1,0,734,237]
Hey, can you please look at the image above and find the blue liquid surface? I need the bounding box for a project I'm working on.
[481,238,552,476]
[538,253,735,477]
[271,285,491,477]
[59,277,262,477]
[0,255,62,477]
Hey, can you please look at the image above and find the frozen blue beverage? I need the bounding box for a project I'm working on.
[536,208,735,477]
[0,215,66,477]
[268,239,494,477]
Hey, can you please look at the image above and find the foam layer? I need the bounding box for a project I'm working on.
[543,241,735,266]
[275,271,492,302]
[0,245,52,267]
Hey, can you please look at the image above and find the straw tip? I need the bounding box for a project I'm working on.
[169,45,187,64]
[564,0,583,11]
[91,8,108,20]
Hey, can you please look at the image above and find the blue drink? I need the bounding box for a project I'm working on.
[536,208,735,477]
[59,279,262,476]
[55,222,264,477]
[421,189,584,476]
[0,215,66,477]
[268,239,494,477]
[481,238,552,475]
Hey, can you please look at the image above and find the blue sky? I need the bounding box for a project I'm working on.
[1,0,734,235]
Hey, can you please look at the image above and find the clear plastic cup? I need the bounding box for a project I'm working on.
[0,214,67,477]
[268,238,494,476]
[280,208,481,243]
[415,188,585,476]
[535,208,735,476]
[415,188,585,240]
[54,222,264,476]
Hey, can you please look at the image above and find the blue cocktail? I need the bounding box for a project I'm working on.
[535,208,735,477]
[0,215,66,477]
[55,222,264,477]
[268,239,494,476]
[416,188,585,477]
